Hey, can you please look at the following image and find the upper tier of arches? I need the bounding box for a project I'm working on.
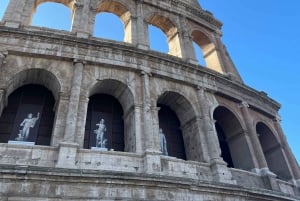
[1,0,242,82]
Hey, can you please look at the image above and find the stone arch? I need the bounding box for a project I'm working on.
[88,79,134,113]
[31,0,75,27]
[147,13,182,57]
[87,79,135,152]
[191,29,224,73]
[256,122,293,180]
[213,106,255,171]
[5,68,61,103]
[94,0,134,43]
[0,83,56,146]
[157,91,203,161]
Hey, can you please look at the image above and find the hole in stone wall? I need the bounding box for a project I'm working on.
[31,2,72,31]
[148,25,169,54]
[0,0,9,20]
[93,12,124,42]
[193,41,206,67]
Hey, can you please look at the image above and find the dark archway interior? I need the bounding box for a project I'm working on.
[256,122,292,180]
[213,106,254,170]
[215,122,234,168]
[84,94,124,151]
[0,84,55,145]
[158,104,186,160]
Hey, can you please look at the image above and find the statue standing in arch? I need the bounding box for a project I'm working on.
[159,128,168,156]
[94,118,107,148]
[17,112,40,141]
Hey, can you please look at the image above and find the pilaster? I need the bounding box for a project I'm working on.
[72,0,92,38]
[238,101,268,171]
[141,71,156,152]
[136,0,149,50]
[178,15,197,64]
[75,96,89,148]
[214,33,243,83]
[197,87,235,184]
[63,59,85,142]
[3,0,35,28]
[273,115,300,183]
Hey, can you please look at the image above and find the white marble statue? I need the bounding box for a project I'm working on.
[17,112,40,141]
[159,128,168,156]
[94,118,107,148]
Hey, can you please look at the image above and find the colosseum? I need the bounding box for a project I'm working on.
[0,0,299,200]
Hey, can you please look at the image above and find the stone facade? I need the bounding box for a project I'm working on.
[0,0,299,200]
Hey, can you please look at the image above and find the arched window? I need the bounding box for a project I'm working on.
[0,0,9,21]
[157,91,203,161]
[158,104,186,160]
[31,2,72,31]
[213,106,254,170]
[84,94,124,151]
[0,84,55,145]
[148,15,182,57]
[193,41,206,67]
[256,122,292,180]
[192,30,223,73]
[149,25,169,54]
[94,1,132,43]
[93,12,124,41]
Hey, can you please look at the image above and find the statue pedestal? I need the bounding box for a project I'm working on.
[8,141,35,146]
[91,147,108,151]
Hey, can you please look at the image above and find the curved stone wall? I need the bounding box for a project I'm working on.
[0,0,299,200]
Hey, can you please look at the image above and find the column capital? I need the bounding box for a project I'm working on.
[273,114,282,123]
[73,58,86,65]
[238,101,250,108]
[141,70,152,77]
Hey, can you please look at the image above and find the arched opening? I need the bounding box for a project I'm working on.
[0,84,55,145]
[84,94,124,151]
[192,30,223,73]
[88,79,135,152]
[31,2,73,31]
[94,12,124,41]
[193,41,206,67]
[213,106,254,170]
[148,15,182,57]
[256,122,292,180]
[94,1,131,43]
[148,25,168,54]
[158,104,186,160]
[157,91,203,161]
[0,0,9,21]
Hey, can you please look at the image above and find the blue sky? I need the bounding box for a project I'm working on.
[0,0,299,164]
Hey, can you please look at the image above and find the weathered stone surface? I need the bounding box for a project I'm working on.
[0,0,299,200]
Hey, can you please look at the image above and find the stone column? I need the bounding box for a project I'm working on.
[63,59,84,142]
[214,33,243,83]
[197,87,235,184]
[3,0,35,28]
[238,101,269,172]
[141,71,161,174]
[178,16,197,64]
[141,71,155,151]
[75,96,89,148]
[72,0,92,38]
[136,0,149,50]
[273,115,300,186]
[50,92,69,146]
[133,104,143,153]
[56,59,84,169]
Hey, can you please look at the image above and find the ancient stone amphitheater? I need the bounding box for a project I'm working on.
[0,0,299,200]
